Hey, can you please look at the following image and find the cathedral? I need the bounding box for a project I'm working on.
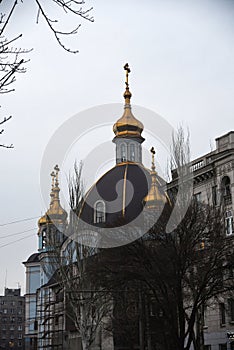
[23,65,234,350]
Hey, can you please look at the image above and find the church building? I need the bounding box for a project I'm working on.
[23,65,234,350]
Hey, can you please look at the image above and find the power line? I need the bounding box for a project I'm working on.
[0,228,37,239]
[0,233,35,249]
[0,216,40,227]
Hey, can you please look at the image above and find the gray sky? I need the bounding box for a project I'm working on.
[0,0,233,294]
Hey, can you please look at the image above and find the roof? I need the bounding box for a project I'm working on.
[23,252,40,264]
[80,162,152,227]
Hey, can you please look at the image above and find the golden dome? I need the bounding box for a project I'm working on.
[38,214,49,226]
[38,165,67,227]
[113,63,144,139]
[144,148,168,210]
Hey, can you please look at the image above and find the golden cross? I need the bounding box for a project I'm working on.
[124,63,131,87]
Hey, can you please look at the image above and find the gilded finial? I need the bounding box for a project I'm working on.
[143,147,168,210]
[38,164,67,228]
[50,171,55,189]
[124,63,131,88]
[150,147,156,172]
[112,63,144,140]
[54,164,60,187]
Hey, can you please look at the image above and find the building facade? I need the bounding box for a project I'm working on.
[171,131,234,350]
[0,288,25,350]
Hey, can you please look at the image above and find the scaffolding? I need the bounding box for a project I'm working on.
[36,286,65,350]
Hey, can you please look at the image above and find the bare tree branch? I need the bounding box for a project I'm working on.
[34,0,94,53]
[0,0,94,148]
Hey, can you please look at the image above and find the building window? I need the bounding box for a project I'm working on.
[225,211,233,236]
[149,300,163,318]
[204,346,211,350]
[55,315,59,325]
[149,301,157,316]
[94,201,106,223]
[219,303,226,326]
[228,299,234,322]
[194,192,202,203]
[228,263,234,278]
[18,334,22,339]
[120,144,126,162]
[221,176,232,205]
[212,186,217,206]
[18,325,22,331]
[130,144,135,161]
[219,344,227,350]
[34,320,38,330]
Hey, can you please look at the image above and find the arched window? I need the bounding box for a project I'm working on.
[42,229,46,249]
[221,176,232,205]
[120,144,126,162]
[130,144,135,161]
[94,201,105,223]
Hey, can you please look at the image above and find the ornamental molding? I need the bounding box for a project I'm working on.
[217,161,234,176]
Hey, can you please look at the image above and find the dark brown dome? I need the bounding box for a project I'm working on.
[80,163,152,227]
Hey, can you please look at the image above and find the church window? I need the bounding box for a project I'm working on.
[120,144,126,162]
[130,144,135,161]
[42,229,46,249]
[219,303,226,326]
[94,201,105,223]
[229,298,234,322]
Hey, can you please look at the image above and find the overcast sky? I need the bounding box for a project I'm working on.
[0,0,233,294]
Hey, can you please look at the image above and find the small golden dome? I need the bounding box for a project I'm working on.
[113,63,144,139]
[38,214,49,227]
[144,147,168,210]
[38,165,67,227]
[143,174,167,210]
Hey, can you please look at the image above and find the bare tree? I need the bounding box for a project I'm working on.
[0,1,30,147]
[88,198,232,350]
[0,0,94,148]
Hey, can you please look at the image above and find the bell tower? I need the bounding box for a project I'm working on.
[38,165,67,252]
